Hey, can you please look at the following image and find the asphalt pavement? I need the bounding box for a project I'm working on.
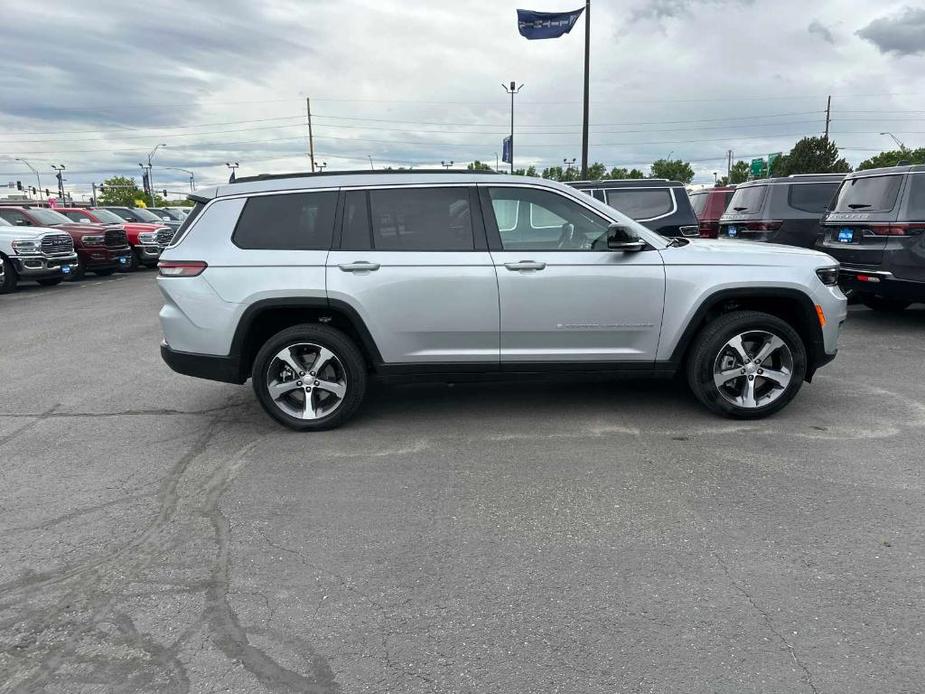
[0,270,923,693]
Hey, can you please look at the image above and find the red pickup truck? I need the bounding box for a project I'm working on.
[57,207,172,269]
[0,206,131,278]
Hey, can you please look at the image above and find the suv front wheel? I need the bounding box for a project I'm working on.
[252,324,367,431]
[687,311,807,419]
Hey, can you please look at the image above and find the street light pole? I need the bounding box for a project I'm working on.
[146,143,167,206]
[441,160,454,169]
[51,164,66,201]
[165,167,196,192]
[880,132,908,152]
[502,81,523,175]
[15,158,41,197]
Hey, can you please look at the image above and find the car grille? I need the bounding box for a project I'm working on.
[105,228,128,248]
[155,228,175,247]
[41,234,74,256]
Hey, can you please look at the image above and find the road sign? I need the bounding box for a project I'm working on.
[768,152,782,175]
[750,158,767,178]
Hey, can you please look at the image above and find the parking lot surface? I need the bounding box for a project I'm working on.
[0,271,923,693]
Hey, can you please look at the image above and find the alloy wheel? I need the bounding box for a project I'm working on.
[712,330,794,409]
[265,342,347,420]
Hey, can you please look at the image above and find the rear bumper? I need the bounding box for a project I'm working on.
[160,342,244,384]
[839,266,925,302]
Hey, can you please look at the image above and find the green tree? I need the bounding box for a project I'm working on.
[97,176,147,206]
[727,160,750,184]
[857,147,925,170]
[585,162,608,180]
[467,160,494,171]
[607,167,645,179]
[649,159,695,184]
[774,136,851,176]
[511,165,538,176]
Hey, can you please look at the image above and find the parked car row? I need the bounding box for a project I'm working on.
[0,206,178,293]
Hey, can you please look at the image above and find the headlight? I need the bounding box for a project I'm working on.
[82,235,105,246]
[138,232,156,244]
[816,266,839,286]
[11,239,40,255]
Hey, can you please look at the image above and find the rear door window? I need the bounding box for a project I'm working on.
[832,175,902,213]
[787,182,840,213]
[727,186,768,214]
[604,188,674,220]
[368,187,474,251]
[233,191,337,250]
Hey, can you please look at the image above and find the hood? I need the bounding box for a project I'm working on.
[661,238,836,266]
[0,224,65,240]
[54,222,109,236]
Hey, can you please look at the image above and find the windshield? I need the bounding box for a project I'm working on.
[727,185,767,213]
[152,208,182,220]
[89,209,126,224]
[132,208,163,222]
[832,175,902,213]
[28,208,73,225]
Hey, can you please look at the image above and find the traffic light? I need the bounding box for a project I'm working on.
[30,187,37,195]
[162,189,167,197]
[16,181,22,191]
[45,188,50,196]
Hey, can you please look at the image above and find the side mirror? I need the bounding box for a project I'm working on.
[607,223,646,251]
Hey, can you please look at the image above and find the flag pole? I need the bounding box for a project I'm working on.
[580,0,590,178]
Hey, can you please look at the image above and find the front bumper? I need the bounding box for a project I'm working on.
[78,246,133,270]
[10,253,78,278]
[136,244,163,260]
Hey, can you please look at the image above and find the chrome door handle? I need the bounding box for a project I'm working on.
[504,260,546,272]
[338,261,380,272]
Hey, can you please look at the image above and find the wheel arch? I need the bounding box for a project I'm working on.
[231,298,383,382]
[669,288,825,381]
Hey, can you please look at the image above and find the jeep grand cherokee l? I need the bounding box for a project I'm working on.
[816,165,925,311]
[719,174,845,248]
[157,171,846,431]
[0,206,130,279]
[569,179,699,237]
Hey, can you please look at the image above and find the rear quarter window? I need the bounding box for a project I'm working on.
[906,174,925,219]
[604,188,674,220]
[832,175,902,213]
[232,191,337,250]
[787,182,840,214]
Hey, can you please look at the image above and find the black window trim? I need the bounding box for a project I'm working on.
[333,184,487,252]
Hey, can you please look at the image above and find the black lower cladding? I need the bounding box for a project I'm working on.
[160,342,245,384]
[839,275,925,302]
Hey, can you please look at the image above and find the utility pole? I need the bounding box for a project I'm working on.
[92,182,97,206]
[502,81,523,174]
[145,143,167,206]
[368,155,374,171]
[306,97,316,173]
[823,95,831,141]
[727,149,733,180]
[495,152,499,172]
[51,164,66,201]
[580,0,591,178]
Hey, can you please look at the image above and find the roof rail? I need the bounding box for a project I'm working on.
[231,169,500,184]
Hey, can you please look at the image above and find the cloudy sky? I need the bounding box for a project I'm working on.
[1,0,924,199]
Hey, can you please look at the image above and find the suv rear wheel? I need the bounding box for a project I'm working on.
[687,311,806,419]
[860,295,910,313]
[252,324,367,431]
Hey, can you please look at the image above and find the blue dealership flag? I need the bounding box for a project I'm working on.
[502,136,512,164]
[517,7,585,39]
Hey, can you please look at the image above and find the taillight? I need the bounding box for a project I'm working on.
[158,260,207,277]
[868,223,910,236]
[744,220,783,232]
[698,221,717,238]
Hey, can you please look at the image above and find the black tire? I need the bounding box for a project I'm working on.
[37,278,64,287]
[686,310,807,419]
[0,256,18,294]
[252,324,367,431]
[94,268,115,277]
[860,295,910,313]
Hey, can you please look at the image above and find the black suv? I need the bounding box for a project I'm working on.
[718,174,845,248]
[569,179,698,237]
[816,165,925,311]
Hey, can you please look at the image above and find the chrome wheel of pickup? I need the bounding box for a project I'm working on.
[266,342,347,420]
[713,330,793,409]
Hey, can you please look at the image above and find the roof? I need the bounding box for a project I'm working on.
[570,178,685,189]
[844,164,925,178]
[735,173,846,187]
[195,171,549,201]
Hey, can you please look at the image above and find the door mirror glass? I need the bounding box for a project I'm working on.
[606,224,645,251]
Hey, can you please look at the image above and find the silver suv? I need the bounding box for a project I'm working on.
[157,171,847,430]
